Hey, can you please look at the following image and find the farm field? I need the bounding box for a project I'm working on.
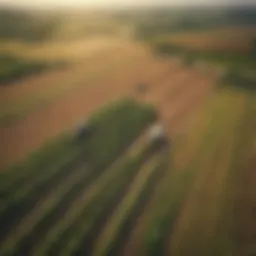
[0,100,164,255]
[0,39,144,123]
[122,88,256,256]
[0,38,216,169]
[150,26,256,74]
[1,6,256,256]
[153,27,256,54]
[0,86,254,256]
[0,38,125,86]
[0,37,124,62]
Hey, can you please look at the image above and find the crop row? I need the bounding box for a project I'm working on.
[0,99,156,254]
[33,136,160,256]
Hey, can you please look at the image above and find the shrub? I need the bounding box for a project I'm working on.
[221,69,256,92]
[0,53,65,85]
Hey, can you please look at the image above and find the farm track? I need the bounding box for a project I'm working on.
[136,57,216,138]
[0,128,150,255]
[151,75,214,137]
[144,70,192,105]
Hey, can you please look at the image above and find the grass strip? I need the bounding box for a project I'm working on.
[93,152,165,256]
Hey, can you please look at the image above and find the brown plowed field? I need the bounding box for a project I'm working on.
[158,27,256,53]
[0,40,217,169]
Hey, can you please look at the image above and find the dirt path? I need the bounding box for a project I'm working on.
[135,62,216,135]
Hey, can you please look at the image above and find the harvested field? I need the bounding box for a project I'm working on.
[236,157,256,256]
[0,39,215,169]
[0,41,147,123]
[0,37,124,62]
[155,27,256,54]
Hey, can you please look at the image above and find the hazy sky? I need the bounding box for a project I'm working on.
[0,0,254,8]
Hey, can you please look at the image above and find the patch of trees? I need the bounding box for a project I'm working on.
[0,54,48,85]
[0,9,59,42]
[0,53,66,85]
[221,69,256,92]
[122,7,256,40]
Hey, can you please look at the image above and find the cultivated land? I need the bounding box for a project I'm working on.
[1,84,254,256]
[0,31,255,256]
[150,26,256,75]
[154,27,256,54]
[0,37,215,168]
[122,89,255,256]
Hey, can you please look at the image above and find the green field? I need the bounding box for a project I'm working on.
[0,99,161,255]
[0,84,255,256]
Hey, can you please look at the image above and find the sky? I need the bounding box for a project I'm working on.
[0,0,254,9]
